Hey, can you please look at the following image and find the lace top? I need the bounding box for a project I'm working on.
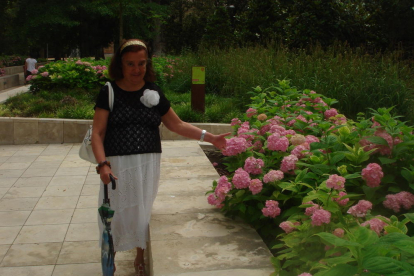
[94,81,170,157]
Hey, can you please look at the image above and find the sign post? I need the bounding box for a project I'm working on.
[191,66,205,113]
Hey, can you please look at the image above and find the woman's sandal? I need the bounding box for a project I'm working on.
[134,260,147,276]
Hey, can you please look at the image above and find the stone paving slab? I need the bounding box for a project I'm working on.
[0,142,274,276]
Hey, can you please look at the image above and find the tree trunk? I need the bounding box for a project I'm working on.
[95,46,105,60]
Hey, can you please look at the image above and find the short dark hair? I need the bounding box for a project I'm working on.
[108,39,156,82]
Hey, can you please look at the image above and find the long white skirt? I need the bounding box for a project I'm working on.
[98,153,161,252]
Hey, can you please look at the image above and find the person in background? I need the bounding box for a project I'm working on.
[92,38,229,276]
[24,54,37,77]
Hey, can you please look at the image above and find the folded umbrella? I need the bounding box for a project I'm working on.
[99,174,116,276]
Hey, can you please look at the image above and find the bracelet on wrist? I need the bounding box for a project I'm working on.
[199,129,207,142]
[96,160,111,174]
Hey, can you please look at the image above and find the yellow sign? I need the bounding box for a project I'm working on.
[192,67,205,84]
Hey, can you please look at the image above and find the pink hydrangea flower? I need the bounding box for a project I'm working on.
[298,273,312,276]
[347,200,373,217]
[296,115,307,123]
[291,144,310,159]
[31,69,38,74]
[305,135,320,145]
[237,125,258,141]
[246,108,257,118]
[311,209,331,226]
[267,134,289,152]
[333,191,349,206]
[286,117,296,127]
[304,201,320,216]
[230,118,241,126]
[280,155,298,173]
[324,108,338,119]
[326,174,346,190]
[262,200,281,218]
[282,129,296,136]
[269,125,286,135]
[333,228,345,237]
[361,217,388,236]
[40,71,49,77]
[259,124,271,135]
[263,170,284,183]
[222,137,249,156]
[232,168,251,189]
[214,176,232,201]
[361,163,383,187]
[279,221,296,233]
[249,179,263,195]
[244,157,264,175]
[25,75,33,81]
[207,194,224,208]
[383,191,414,212]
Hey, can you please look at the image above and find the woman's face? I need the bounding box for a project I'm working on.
[121,50,147,88]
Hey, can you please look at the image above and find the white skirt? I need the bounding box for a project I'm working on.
[98,153,161,252]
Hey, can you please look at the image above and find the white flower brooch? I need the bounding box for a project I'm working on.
[140,89,160,108]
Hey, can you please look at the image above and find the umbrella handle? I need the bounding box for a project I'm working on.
[109,174,116,190]
[103,174,116,202]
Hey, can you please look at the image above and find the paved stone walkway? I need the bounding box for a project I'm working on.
[0,142,208,276]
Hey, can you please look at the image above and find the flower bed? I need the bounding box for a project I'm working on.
[208,80,414,275]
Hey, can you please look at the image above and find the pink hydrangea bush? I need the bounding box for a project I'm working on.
[232,168,251,189]
[244,157,265,175]
[333,191,349,206]
[361,217,388,236]
[361,163,383,187]
[262,200,281,218]
[206,82,414,275]
[383,191,414,212]
[326,174,346,190]
[279,221,296,233]
[280,155,298,173]
[311,209,331,226]
[222,137,249,156]
[347,200,373,217]
[263,170,284,183]
[249,179,263,195]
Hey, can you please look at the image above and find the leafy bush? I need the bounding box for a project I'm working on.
[0,55,25,67]
[26,58,110,92]
[207,80,414,275]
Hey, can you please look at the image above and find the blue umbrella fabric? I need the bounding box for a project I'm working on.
[99,175,116,276]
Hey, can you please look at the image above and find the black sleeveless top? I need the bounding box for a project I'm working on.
[94,81,170,157]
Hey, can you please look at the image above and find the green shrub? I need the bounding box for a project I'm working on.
[27,58,110,92]
[206,81,414,275]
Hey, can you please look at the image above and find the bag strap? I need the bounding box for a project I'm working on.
[106,81,114,112]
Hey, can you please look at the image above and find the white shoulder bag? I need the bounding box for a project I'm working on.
[79,82,114,163]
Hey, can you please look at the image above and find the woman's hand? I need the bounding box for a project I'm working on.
[99,165,118,185]
[211,132,231,150]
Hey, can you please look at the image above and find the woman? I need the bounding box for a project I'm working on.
[92,39,229,276]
